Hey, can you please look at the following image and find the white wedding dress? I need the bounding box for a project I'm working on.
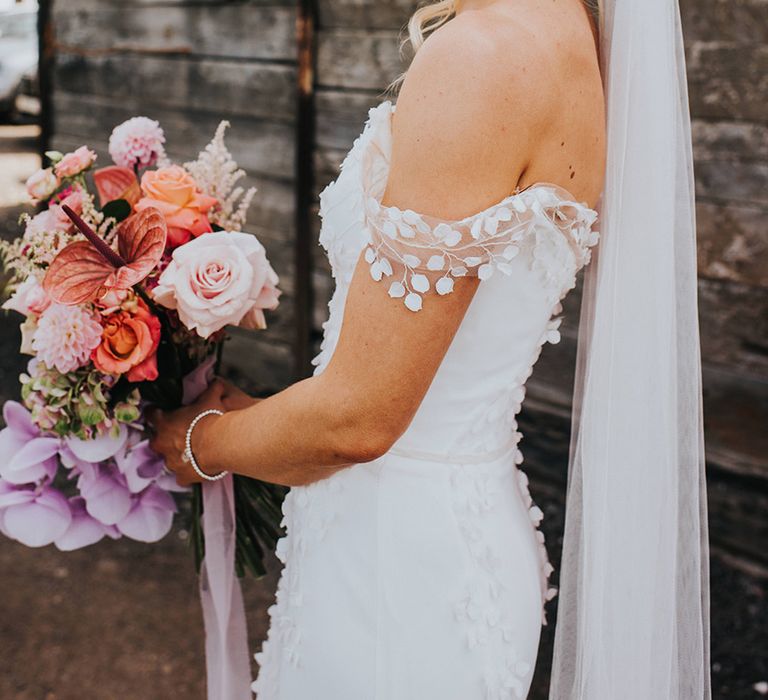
[252,102,599,700]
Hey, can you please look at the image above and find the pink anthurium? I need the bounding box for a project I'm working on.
[43,205,167,305]
[93,165,141,207]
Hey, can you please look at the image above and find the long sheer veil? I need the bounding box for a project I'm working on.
[550,0,711,697]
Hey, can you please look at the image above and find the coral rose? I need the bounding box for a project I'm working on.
[55,146,97,178]
[136,165,217,247]
[152,230,280,339]
[92,299,161,382]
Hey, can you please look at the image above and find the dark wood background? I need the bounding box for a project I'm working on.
[43,0,768,568]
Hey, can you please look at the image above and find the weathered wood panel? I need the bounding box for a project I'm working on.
[54,54,296,123]
[315,88,384,149]
[686,43,768,122]
[59,0,292,8]
[53,5,296,61]
[52,92,295,179]
[680,0,768,44]
[318,0,417,30]
[317,30,409,90]
[696,201,768,287]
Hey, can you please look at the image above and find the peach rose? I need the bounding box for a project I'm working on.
[26,168,59,200]
[55,146,97,178]
[152,230,280,338]
[135,166,217,247]
[91,299,161,382]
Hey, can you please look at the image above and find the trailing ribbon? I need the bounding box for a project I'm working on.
[183,358,252,699]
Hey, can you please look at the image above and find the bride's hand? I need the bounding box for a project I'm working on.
[146,380,228,486]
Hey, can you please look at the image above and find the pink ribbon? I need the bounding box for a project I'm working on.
[183,359,252,699]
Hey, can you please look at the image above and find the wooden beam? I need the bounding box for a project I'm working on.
[38,0,55,158]
[293,0,318,379]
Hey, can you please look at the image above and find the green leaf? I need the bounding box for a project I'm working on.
[101,199,132,223]
[114,402,140,423]
[78,402,106,427]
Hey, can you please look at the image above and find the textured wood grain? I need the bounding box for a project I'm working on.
[680,0,768,43]
[317,29,409,90]
[697,201,768,286]
[54,53,296,122]
[53,5,296,61]
[687,43,768,122]
[318,0,417,30]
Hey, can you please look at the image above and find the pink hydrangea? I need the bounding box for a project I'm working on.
[109,117,166,170]
[31,303,103,374]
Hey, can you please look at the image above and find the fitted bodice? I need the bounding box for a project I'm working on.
[312,102,599,457]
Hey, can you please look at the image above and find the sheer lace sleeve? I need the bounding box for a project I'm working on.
[361,184,599,312]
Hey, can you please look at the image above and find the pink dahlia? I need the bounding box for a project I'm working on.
[109,117,166,170]
[31,303,103,374]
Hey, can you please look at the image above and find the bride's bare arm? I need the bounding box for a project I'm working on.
[149,18,559,486]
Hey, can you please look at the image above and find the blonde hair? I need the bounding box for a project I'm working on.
[402,0,602,57]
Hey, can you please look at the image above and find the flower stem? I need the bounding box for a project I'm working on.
[62,204,127,268]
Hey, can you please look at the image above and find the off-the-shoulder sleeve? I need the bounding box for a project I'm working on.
[361,185,599,312]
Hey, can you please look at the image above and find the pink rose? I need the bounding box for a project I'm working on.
[136,166,217,247]
[51,188,85,229]
[152,230,280,338]
[2,277,52,317]
[26,168,59,200]
[54,146,97,178]
[26,188,86,237]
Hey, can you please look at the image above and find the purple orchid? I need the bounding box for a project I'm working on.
[55,497,108,551]
[117,484,176,543]
[0,402,60,485]
[0,481,72,547]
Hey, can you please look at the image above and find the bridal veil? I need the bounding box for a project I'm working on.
[550,0,711,697]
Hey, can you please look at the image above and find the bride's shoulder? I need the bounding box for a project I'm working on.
[383,14,557,217]
[405,11,560,107]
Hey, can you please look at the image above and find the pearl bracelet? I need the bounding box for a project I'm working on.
[184,409,228,482]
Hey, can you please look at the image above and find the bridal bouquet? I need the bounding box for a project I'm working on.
[0,117,284,576]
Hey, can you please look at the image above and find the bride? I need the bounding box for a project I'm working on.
[148,0,710,698]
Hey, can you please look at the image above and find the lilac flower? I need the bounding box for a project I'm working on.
[65,424,128,463]
[117,484,176,543]
[78,464,133,526]
[0,401,60,485]
[55,497,108,551]
[115,436,165,493]
[0,481,72,547]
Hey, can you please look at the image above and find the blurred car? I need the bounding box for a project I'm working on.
[0,6,38,120]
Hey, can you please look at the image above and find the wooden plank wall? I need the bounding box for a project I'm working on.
[49,0,768,562]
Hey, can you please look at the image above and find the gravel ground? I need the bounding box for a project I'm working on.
[0,125,765,699]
